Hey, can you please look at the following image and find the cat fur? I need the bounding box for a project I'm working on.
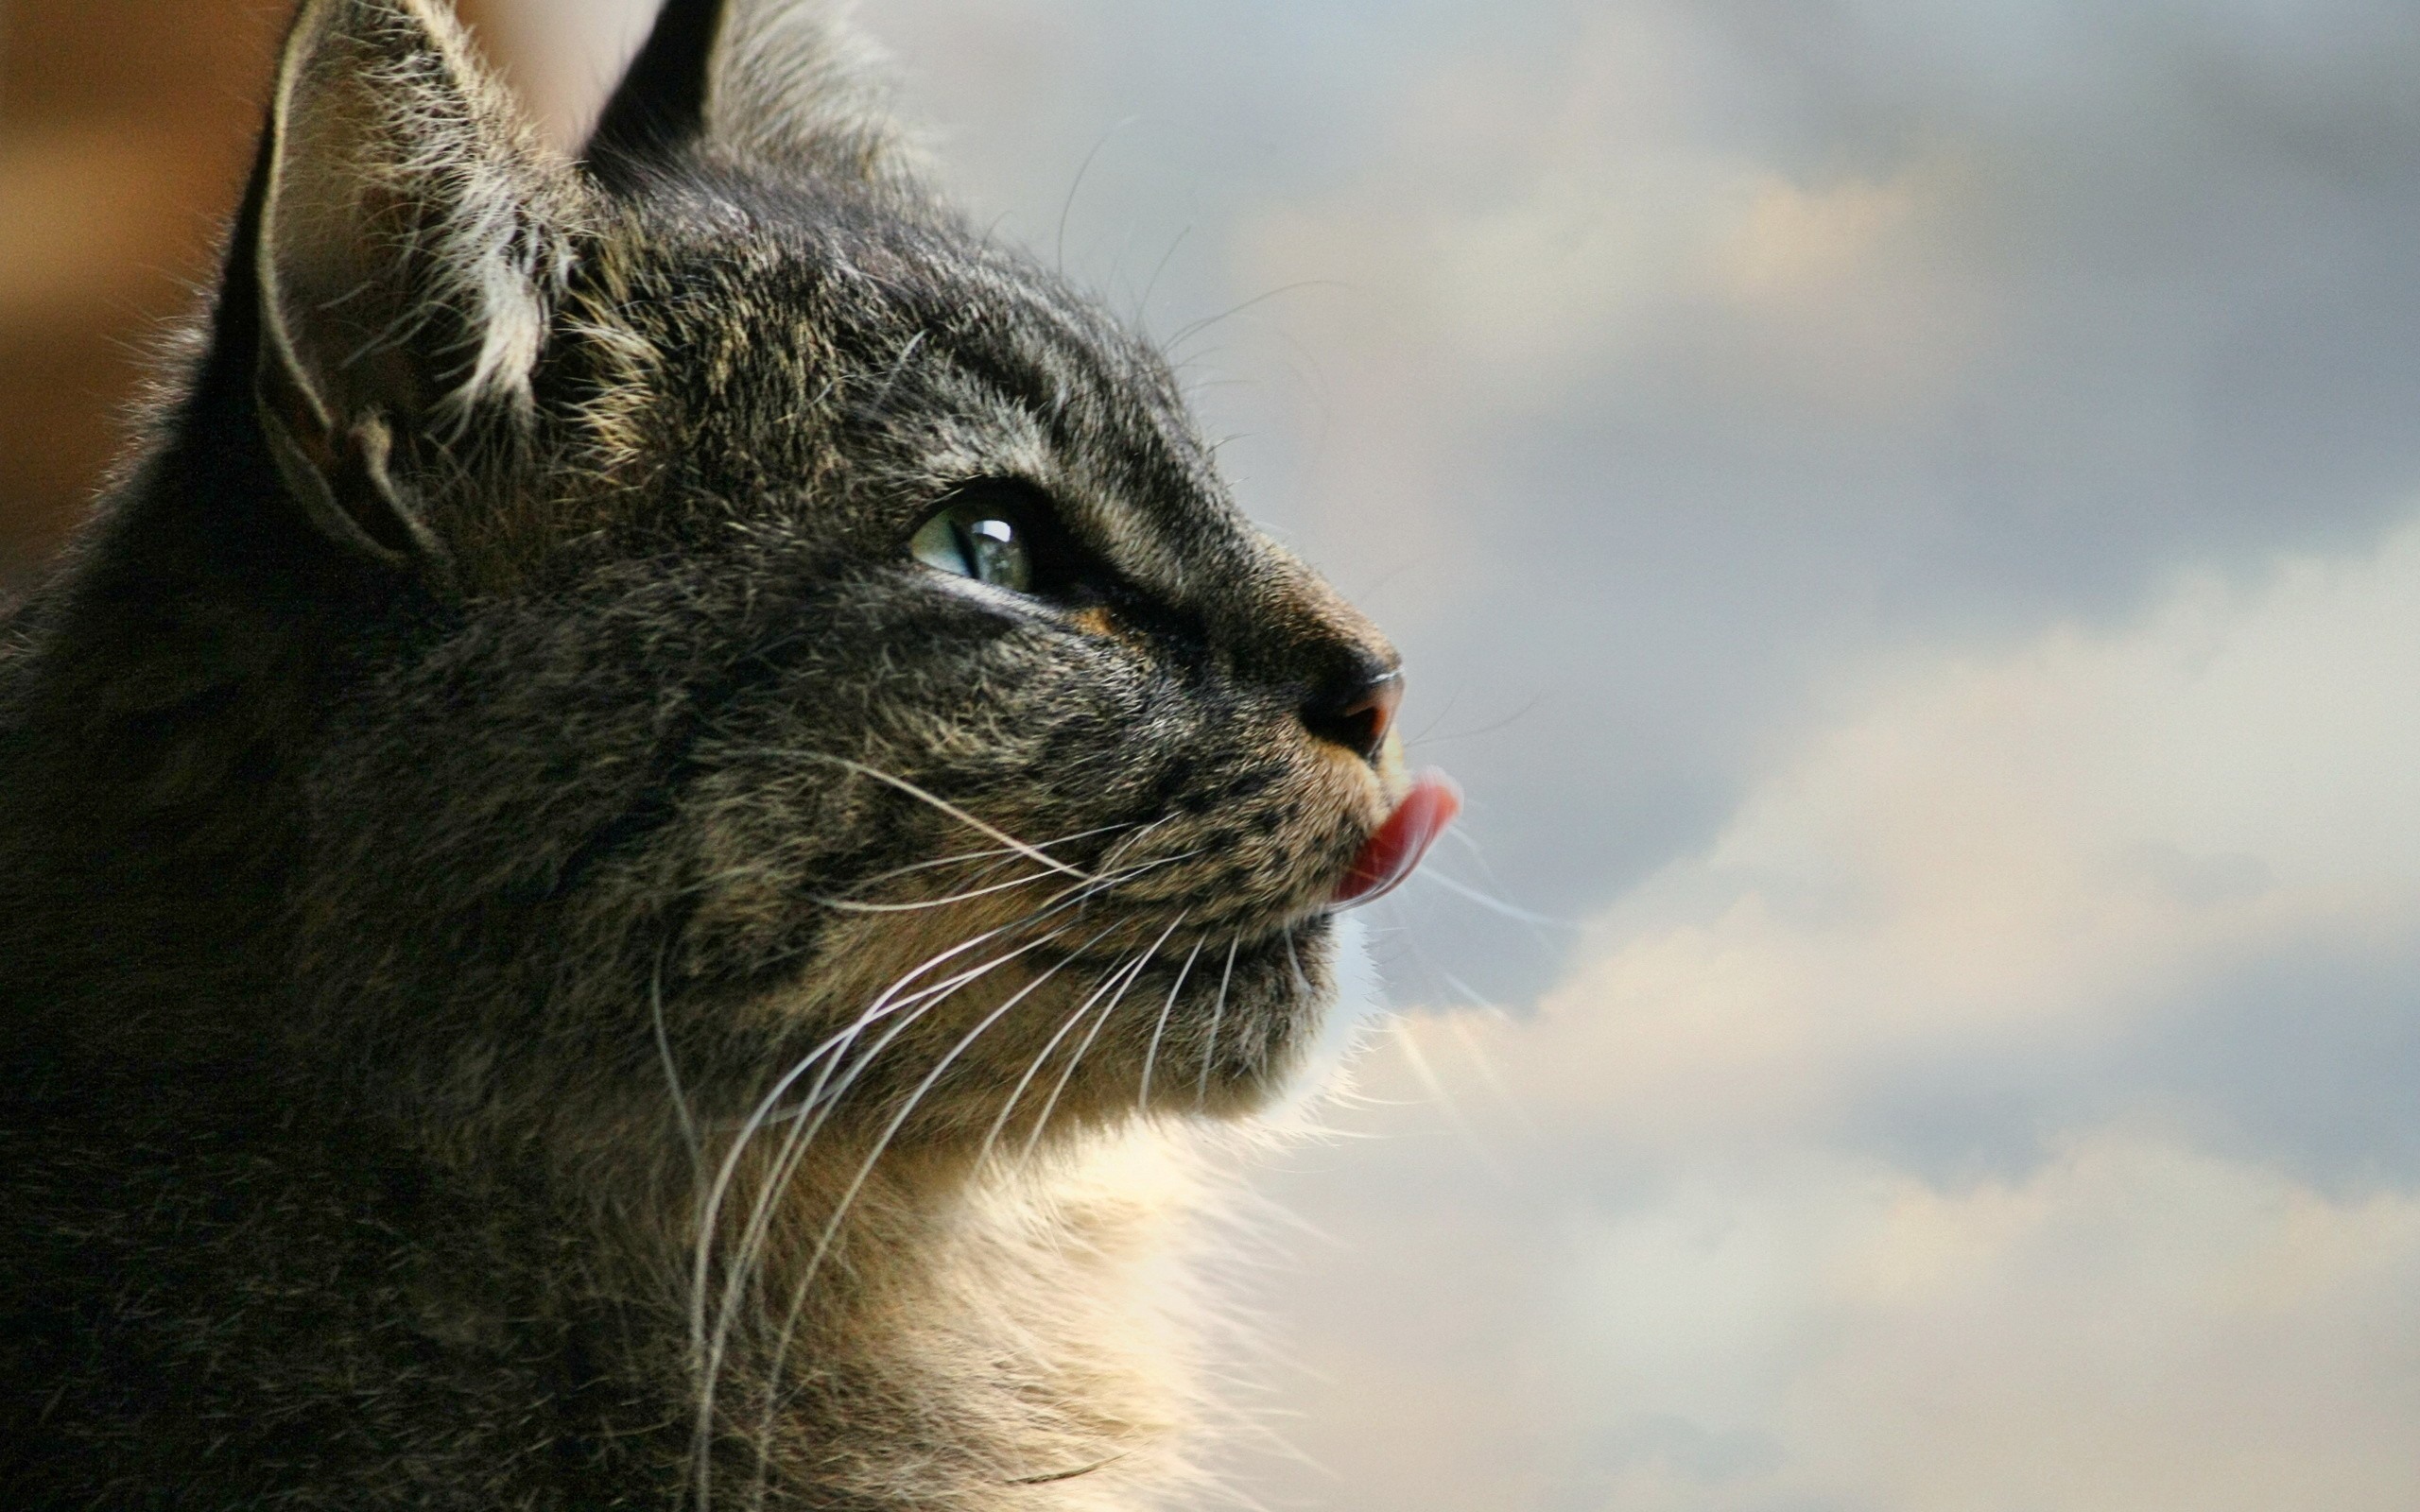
[0,2,1405,1506]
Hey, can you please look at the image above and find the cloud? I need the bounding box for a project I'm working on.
[1540,1135,2420,1512]
[1233,509,2420,1509]
[1501,517,2420,1158]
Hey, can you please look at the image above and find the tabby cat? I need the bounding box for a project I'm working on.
[0,0,1457,1505]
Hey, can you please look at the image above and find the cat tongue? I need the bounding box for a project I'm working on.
[1332,770,1462,907]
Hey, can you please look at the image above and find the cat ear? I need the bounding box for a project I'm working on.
[585,0,906,186]
[250,0,591,569]
[584,0,724,168]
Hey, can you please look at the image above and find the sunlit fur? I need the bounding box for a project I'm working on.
[0,0,1405,1507]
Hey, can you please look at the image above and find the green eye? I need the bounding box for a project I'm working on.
[910,503,1032,592]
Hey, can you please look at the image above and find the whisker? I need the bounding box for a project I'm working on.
[1403,690,1542,747]
[1021,913,1186,1161]
[705,906,1135,1501]
[712,938,1046,1303]
[1138,223,1191,321]
[1444,1011,1534,1134]
[1411,865,1570,929]
[734,952,1071,1501]
[829,820,1136,895]
[1063,848,1204,921]
[681,820,1208,1503]
[1164,278,1343,355]
[811,869,1052,914]
[702,956,1063,1509]
[670,822,1099,908]
[1197,937,1241,1108]
[1137,937,1206,1113]
[976,952,1141,1169]
[728,855,1178,1134]
[684,920,1057,1504]
[741,943,1103,1507]
[1387,1016,1509,1180]
[797,754,1093,881]
[700,924,1060,1304]
[700,845,1198,988]
[651,944,702,1177]
[1094,812,1179,875]
[732,903,1116,1217]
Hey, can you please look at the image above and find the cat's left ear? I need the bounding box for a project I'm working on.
[249,0,593,571]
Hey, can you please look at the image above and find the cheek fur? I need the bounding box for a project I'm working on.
[286,558,1384,1143]
[646,671,1374,1132]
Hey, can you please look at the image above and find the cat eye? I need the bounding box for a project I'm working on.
[908,487,1044,593]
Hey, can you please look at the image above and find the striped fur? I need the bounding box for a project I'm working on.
[0,2,1403,1506]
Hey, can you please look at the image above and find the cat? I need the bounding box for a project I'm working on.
[0,0,1458,1506]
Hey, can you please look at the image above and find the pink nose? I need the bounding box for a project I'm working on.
[1305,670,1403,763]
[1332,770,1461,907]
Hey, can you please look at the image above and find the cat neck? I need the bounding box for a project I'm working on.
[529,1112,1219,1506]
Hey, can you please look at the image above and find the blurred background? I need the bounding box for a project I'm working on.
[9,0,2420,1506]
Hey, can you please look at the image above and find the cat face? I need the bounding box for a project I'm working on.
[246,0,1443,1151]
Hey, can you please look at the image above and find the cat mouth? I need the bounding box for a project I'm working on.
[1329,769,1461,908]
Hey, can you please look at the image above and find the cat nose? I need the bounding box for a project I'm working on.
[1301,663,1403,764]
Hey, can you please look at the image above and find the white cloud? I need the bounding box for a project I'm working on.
[1236,510,2420,1509]
[1494,515,2420,1152]
[1230,12,1993,407]
[1525,1134,2420,1512]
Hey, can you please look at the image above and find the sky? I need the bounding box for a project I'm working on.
[240,1,2420,1505]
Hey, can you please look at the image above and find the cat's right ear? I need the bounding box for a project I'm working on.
[585,0,908,187]
[244,0,591,574]
[584,0,727,170]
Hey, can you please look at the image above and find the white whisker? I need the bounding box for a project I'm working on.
[811,868,1051,913]
[742,942,1099,1507]
[1387,1016,1509,1180]
[674,787,1213,1504]
[799,754,1094,881]
[1021,912,1185,1160]
[826,820,1137,896]
[1094,812,1179,875]
[1138,937,1205,1113]
[684,919,1057,1506]
[1411,865,1569,929]
[707,905,1133,1504]
[976,950,1140,1169]
[650,945,701,1177]
[1197,937,1241,1108]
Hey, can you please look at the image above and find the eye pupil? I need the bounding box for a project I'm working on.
[911,502,1033,592]
[963,518,1019,584]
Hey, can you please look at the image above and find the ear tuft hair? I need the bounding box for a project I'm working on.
[251,0,594,565]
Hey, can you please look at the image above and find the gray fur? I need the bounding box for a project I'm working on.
[707,0,920,182]
[0,1,1405,1506]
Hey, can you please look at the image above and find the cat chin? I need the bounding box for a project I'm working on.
[704,907,1355,1142]
[1254,909,1386,1129]
[1040,916,1385,1149]
[1131,909,1373,1124]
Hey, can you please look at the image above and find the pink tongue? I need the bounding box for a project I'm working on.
[1332,770,1463,907]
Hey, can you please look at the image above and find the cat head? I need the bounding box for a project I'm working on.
[164,0,1450,1151]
